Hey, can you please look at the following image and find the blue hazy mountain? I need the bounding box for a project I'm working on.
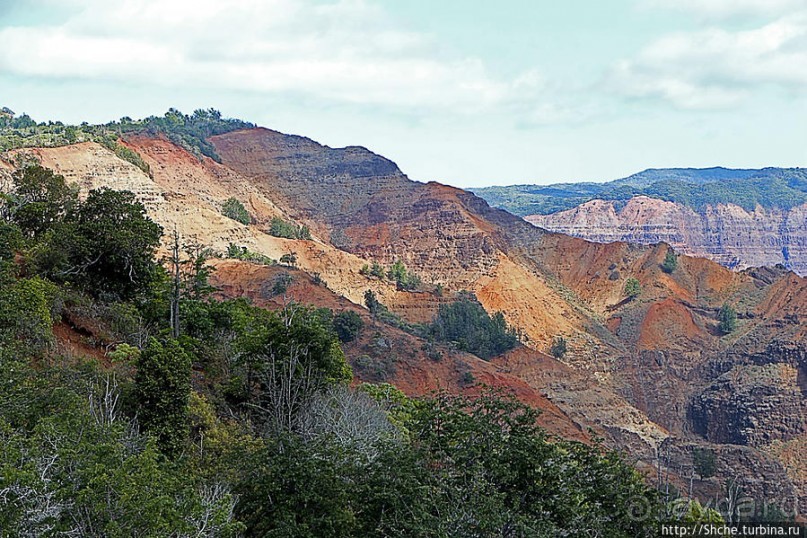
[471,167,807,216]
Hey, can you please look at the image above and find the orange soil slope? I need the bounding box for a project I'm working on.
[209,259,588,441]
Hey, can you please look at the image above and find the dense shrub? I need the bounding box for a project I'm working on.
[43,188,163,300]
[662,250,678,274]
[0,276,59,351]
[222,197,251,225]
[269,217,310,240]
[550,336,568,358]
[386,260,422,290]
[333,310,364,343]
[624,277,642,300]
[9,165,77,238]
[428,294,518,359]
[718,303,737,334]
[134,338,192,457]
[225,243,275,265]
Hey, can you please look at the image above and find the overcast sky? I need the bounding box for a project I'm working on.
[1,0,806,187]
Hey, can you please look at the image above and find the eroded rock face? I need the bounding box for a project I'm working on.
[527,197,807,276]
[657,438,804,519]
[689,343,807,447]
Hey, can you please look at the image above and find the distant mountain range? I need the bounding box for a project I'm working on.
[472,167,807,276]
[470,167,807,216]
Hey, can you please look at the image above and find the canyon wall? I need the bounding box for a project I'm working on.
[526,196,807,275]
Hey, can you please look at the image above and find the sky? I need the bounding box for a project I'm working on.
[0,0,806,187]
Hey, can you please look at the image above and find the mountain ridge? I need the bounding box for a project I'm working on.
[471,166,807,214]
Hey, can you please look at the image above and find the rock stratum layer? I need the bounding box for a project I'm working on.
[526,196,807,276]
[5,127,806,516]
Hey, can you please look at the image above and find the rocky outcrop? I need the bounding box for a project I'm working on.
[689,343,807,447]
[526,197,807,276]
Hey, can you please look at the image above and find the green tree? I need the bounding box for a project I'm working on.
[269,217,307,239]
[624,277,642,300]
[682,499,724,524]
[692,447,717,480]
[429,294,518,359]
[279,252,297,266]
[236,436,358,538]
[386,260,422,291]
[386,260,407,283]
[718,303,737,334]
[333,310,364,343]
[662,249,678,274]
[134,338,192,457]
[182,242,217,300]
[9,165,77,238]
[43,188,163,300]
[0,222,22,257]
[0,222,23,282]
[364,289,380,314]
[550,336,568,359]
[236,305,352,432]
[369,261,385,279]
[222,197,251,225]
[271,273,293,296]
[0,276,59,352]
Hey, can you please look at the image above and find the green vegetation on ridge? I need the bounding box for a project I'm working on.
[0,107,253,164]
[471,167,807,214]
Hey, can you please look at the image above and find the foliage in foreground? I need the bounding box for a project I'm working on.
[0,350,663,537]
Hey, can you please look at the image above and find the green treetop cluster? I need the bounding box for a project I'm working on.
[360,259,423,290]
[0,107,254,164]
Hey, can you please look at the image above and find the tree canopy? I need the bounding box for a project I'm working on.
[428,294,519,360]
[44,188,163,300]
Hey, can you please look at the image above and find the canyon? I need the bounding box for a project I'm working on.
[527,197,807,276]
[472,167,807,276]
[5,126,806,517]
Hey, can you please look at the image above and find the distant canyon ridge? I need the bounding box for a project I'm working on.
[472,167,807,276]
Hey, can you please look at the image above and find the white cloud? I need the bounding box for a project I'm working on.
[609,11,807,109]
[641,0,805,20]
[0,0,550,115]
